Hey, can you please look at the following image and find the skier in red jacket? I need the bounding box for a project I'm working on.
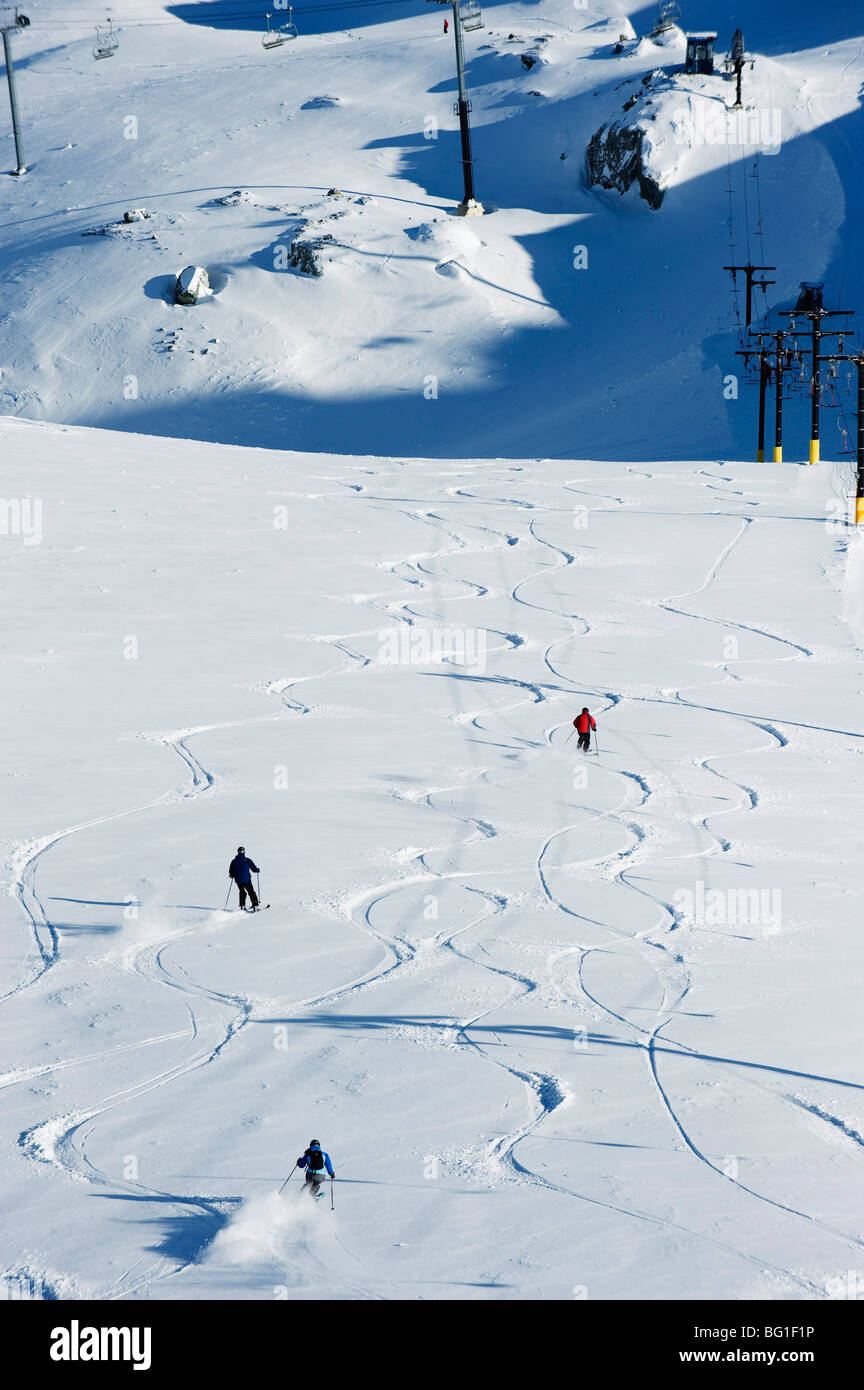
[573,707,596,752]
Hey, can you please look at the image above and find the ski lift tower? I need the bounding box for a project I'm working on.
[427,0,483,216]
[1,8,29,175]
[726,28,746,108]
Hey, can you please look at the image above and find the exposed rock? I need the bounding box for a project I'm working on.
[211,189,258,207]
[586,70,685,210]
[586,122,664,209]
[122,208,150,222]
[174,265,213,305]
[301,95,340,109]
[288,235,334,277]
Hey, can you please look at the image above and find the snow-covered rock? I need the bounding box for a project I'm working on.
[210,189,259,207]
[174,265,213,305]
[586,65,777,209]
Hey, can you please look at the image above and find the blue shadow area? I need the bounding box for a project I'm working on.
[95,1191,239,1263]
[626,0,863,55]
[169,0,430,41]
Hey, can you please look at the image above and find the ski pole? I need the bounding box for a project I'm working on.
[593,730,600,756]
[330,1176,335,1211]
[278,1163,297,1195]
[223,882,232,911]
[256,871,261,908]
[565,727,575,743]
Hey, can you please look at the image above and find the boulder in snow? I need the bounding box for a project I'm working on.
[288,235,334,277]
[174,265,213,305]
[211,189,258,207]
[586,121,664,209]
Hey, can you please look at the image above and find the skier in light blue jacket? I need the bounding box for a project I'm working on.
[297,1140,335,1196]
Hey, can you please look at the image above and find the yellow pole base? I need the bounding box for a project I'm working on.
[809,439,820,463]
[856,496,864,525]
[756,448,764,462]
[773,446,782,462]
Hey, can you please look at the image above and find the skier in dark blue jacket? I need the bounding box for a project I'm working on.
[228,846,260,911]
[297,1140,335,1196]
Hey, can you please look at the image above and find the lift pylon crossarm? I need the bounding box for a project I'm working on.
[724,263,776,327]
[778,307,856,462]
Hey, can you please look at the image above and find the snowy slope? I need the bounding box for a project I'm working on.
[0,0,862,461]
[1,416,863,1300]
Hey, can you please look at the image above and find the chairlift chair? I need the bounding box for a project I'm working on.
[460,1,484,32]
[93,19,118,60]
[838,419,851,453]
[263,9,297,48]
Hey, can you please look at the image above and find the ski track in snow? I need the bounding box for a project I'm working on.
[525,491,864,1281]
[5,644,383,1297]
[4,462,861,1298]
[366,470,863,1293]
[333,469,859,1294]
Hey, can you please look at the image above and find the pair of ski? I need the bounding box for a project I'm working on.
[238,904,270,912]
[278,1166,335,1209]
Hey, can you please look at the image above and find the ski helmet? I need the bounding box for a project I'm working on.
[237,846,245,853]
[581,707,589,714]
[310,1139,320,1147]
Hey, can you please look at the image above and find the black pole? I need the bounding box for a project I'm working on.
[457,99,475,203]
[451,0,480,214]
[857,358,864,523]
[810,316,821,462]
[757,353,767,461]
[2,26,26,176]
[773,332,783,461]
